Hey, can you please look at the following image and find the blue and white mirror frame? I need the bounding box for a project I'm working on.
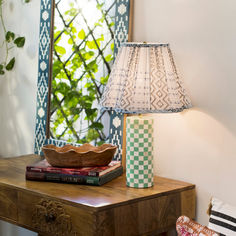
[34,0,133,162]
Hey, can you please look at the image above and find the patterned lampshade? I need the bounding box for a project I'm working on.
[100,42,192,113]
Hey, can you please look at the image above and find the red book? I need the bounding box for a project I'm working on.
[26,159,121,177]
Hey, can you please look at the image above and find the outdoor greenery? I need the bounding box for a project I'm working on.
[0,0,29,75]
[51,0,115,145]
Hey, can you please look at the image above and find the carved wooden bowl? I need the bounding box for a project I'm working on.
[42,143,117,168]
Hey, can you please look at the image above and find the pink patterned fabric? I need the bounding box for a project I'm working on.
[176,216,219,236]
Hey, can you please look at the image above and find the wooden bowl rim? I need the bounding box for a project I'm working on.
[42,143,117,155]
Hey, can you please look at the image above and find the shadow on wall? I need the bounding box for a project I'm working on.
[0,69,36,157]
[0,0,39,157]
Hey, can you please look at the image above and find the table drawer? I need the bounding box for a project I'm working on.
[17,191,95,236]
[0,185,18,221]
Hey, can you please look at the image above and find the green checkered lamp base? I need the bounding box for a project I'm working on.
[126,116,154,188]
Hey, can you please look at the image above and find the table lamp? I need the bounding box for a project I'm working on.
[100,42,192,188]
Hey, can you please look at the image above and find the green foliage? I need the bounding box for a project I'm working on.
[14,37,25,47]
[90,122,104,130]
[96,3,105,10]
[0,1,29,75]
[78,29,85,40]
[6,57,15,70]
[51,0,115,144]
[5,31,15,42]
[0,64,4,75]
[105,54,112,62]
[54,45,66,55]
[87,40,97,49]
[100,75,109,85]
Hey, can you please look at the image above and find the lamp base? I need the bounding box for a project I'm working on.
[126,177,153,188]
[125,116,154,188]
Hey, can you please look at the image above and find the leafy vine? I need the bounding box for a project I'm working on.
[0,0,30,75]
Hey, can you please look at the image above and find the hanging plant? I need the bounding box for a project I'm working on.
[0,0,30,75]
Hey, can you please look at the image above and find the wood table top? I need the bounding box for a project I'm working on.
[0,154,195,212]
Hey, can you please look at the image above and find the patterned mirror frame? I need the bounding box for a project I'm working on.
[34,0,132,162]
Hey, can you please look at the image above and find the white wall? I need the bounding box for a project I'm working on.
[0,0,39,235]
[133,0,236,225]
[0,0,39,158]
[1,0,236,235]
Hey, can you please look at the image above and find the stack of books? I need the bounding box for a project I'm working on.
[26,159,123,186]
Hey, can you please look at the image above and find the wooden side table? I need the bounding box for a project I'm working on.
[0,154,195,236]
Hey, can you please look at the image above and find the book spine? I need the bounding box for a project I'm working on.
[26,172,100,185]
[26,167,97,176]
[99,166,123,185]
[26,167,61,174]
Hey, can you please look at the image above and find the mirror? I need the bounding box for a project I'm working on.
[34,0,133,162]
[51,0,116,145]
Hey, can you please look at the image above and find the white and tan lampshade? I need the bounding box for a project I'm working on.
[100,42,192,113]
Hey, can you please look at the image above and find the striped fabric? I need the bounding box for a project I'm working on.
[208,198,236,236]
[176,216,219,236]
